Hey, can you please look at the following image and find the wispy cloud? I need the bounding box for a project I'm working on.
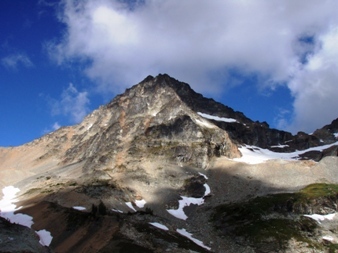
[49,0,338,133]
[52,122,61,130]
[1,53,34,70]
[43,122,61,134]
[50,83,90,123]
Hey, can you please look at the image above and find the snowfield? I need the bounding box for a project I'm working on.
[0,186,53,246]
[233,141,338,164]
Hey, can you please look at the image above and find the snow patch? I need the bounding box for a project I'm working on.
[198,112,237,123]
[0,186,53,246]
[0,186,34,227]
[167,183,210,220]
[149,222,169,231]
[72,206,86,211]
[167,196,204,220]
[111,208,123,213]
[198,172,208,179]
[233,141,338,164]
[195,118,215,129]
[135,199,146,208]
[36,229,53,247]
[270,144,289,148]
[1,186,20,200]
[125,202,137,212]
[176,228,211,251]
[334,133,338,138]
[323,235,334,242]
[204,183,211,196]
[304,213,336,224]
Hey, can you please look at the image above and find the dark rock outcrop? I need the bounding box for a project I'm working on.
[0,217,49,253]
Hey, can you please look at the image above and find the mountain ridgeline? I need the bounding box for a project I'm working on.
[42,73,338,169]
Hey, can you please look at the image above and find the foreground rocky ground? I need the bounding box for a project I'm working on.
[2,155,338,252]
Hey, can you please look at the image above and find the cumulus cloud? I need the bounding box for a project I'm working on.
[51,83,90,123]
[50,0,338,132]
[286,27,338,133]
[1,53,34,70]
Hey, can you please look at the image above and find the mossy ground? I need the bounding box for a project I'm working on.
[212,183,338,251]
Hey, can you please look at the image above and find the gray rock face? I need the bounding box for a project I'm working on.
[0,217,49,253]
[137,75,338,161]
[52,74,240,171]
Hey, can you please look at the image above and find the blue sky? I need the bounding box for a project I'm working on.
[1,0,338,147]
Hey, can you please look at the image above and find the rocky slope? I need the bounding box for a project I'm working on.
[1,74,338,252]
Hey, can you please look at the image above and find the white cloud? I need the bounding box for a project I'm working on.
[50,0,338,132]
[51,83,90,123]
[286,27,338,133]
[1,53,34,69]
[52,122,61,130]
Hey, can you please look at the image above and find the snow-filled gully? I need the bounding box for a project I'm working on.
[163,172,211,250]
[0,186,53,247]
[167,173,210,220]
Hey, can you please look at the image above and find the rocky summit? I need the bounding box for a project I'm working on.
[1,74,338,253]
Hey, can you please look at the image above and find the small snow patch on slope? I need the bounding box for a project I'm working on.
[167,196,205,220]
[198,112,237,123]
[149,222,169,231]
[135,199,146,208]
[125,202,137,212]
[198,172,208,179]
[125,199,146,212]
[195,118,215,129]
[270,144,289,148]
[167,179,211,220]
[177,228,211,251]
[304,213,336,224]
[36,229,53,247]
[73,206,86,211]
[322,235,335,242]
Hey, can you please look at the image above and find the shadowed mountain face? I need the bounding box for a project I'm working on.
[1,74,338,253]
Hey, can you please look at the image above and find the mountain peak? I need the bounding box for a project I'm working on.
[57,73,241,170]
